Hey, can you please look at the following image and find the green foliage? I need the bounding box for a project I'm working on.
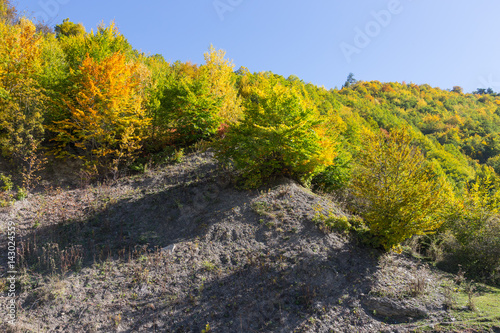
[147,60,222,148]
[2,12,500,286]
[342,72,357,89]
[443,172,500,283]
[214,75,336,188]
[55,18,85,38]
[313,211,351,234]
[312,208,368,236]
[0,172,12,191]
[38,32,69,127]
[312,150,351,192]
[351,126,451,251]
[163,74,222,146]
[58,21,132,70]
[16,186,27,200]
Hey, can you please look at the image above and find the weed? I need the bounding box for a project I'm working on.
[20,142,47,192]
[30,277,66,306]
[463,280,477,311]
[203,261,217,272]
[296,284,316,308]
[313,210,351,234]
[252,201,271,216]
[0,192,14,207]
[454,265,466,286]
[130,162,148,174]
[16,186,27,200]
[172,148,184,164]
[193,140,210,153]
[407,265,428,297]
[18,241,84,276]
[201,322,211,333]
[443,284,457,310]
[111,314,122,327]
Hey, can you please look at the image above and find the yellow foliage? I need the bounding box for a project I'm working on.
[50,52,150,177]
[351,126,451,251]
[202,45,242,124]
[0,18,45,166]
[423,114,441,124]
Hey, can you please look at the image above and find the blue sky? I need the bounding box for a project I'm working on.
[18,0,500,92]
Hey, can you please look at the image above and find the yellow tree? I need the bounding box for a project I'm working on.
[50,52,150,178]
[202,45,242,124]
[351,126,451,251]
[0,0,16,24]
[0,17,46,189]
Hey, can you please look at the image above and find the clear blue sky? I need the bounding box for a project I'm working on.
[18,0,500,92]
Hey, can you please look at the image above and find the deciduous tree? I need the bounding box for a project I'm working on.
[202,45,242,123]
[351,126,451,251]
[55,18,85,38]
[50,52,150,178]
[0,18,46,183]
[215,75,336,188]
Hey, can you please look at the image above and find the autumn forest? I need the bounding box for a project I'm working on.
[1,1,499,285]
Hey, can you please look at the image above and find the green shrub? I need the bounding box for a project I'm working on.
[0,173,13,192]
[311,151,352,192]
[152,64,222,148]
[348,215,367,231]
[16,186,27,200]
[313,210,352,234]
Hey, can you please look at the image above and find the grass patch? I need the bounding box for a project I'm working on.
[427,282,500,331]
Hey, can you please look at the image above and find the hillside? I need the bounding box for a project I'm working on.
[1,152,499,332]
[1,3,500,331]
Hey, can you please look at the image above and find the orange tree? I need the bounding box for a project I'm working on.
[50,52,150,178]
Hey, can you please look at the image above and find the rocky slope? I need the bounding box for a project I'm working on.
[0,152,498,332]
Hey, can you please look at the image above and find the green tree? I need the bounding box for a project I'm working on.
[215,75,336,188]
[156,67,222,147]
[351,126,450,251]
[342,72,357,89]
[55,18,85,38]
[58,21,132,70]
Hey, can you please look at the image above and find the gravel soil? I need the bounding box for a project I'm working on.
[0,152,485,332]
